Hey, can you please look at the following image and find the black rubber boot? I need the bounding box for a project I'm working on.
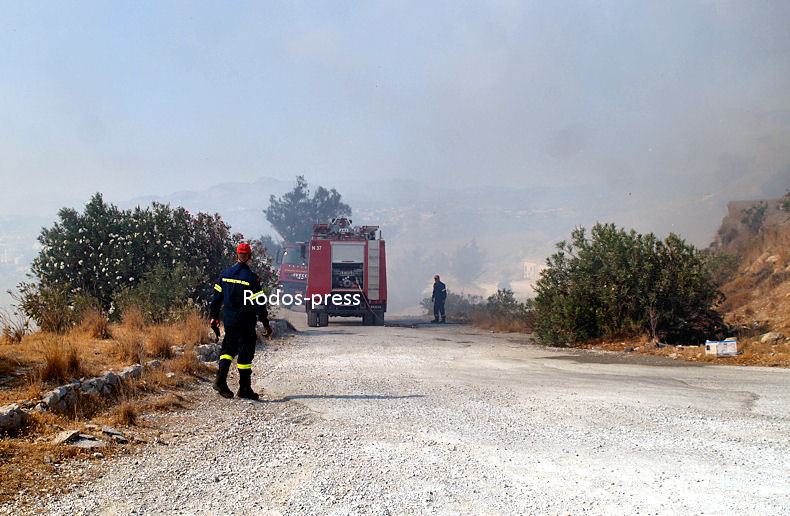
[237,369,259,400]
[212,359,233,398]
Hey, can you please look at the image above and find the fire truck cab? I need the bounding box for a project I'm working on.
[306,218,386,327]
[275,242,308,307]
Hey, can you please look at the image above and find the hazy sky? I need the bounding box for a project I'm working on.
[1,1,789,217]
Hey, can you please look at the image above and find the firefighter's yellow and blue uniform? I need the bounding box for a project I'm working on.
[209,261,269,377]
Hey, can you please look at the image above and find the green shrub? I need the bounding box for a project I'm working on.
[705,251,740,286]
[534,223,725,346]
[486,289,533,326]
[15,282,76,333]
[114,263,203,324]
[0,306,29,344]
[18,193,278,326]
[740,201,767,233]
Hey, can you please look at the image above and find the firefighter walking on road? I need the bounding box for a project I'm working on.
[431,274,447,323]
[210,243,271,400]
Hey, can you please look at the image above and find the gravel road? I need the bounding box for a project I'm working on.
[13,316,790,515]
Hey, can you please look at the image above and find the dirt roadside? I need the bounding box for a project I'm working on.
[7,314,790,515]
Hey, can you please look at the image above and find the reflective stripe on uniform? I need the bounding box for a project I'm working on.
[214,284,222,292]
[237,363,252,370]
[222,278,250,286]
[250,291,264,300]
[220,354,233,361]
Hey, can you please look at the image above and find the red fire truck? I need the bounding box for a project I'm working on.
[305,218,386,327]
[275,242,308,307]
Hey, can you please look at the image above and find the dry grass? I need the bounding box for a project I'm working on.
[492,318,534,333]
[582,332,790,367]
[144,392,187,412]
[470,311,535,333]
[0,318,217,505]
[178,310,209,347]
[169,348,209,377]
[726,274,758,293]
[738,336,790,366]
[721,290,752,312]
[0,350,23,381]
[0,308,28,345]
[121,305,145,332]
[37,335,82,383]
[717,219,790,328]
[114,401,138,426]
[147,327,174,359]
[78,308,112,339]
[68,391,112,421]
[0,436,98,505]
[0,374,45,407]
[113,332,145,365]
[23,377,45,401]
[139,366,180,392]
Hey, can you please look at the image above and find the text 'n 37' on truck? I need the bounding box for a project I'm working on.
[306,218,386,327]
[274,242,308,308]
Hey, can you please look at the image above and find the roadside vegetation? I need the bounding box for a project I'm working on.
[534,223,725,346]
[425,223,725,344]
[0,192,277,414]
[422,211,789,367]
[0,193,282,504]
[0,305,215,504]
[421,288,534,333]
[15,192,278,334]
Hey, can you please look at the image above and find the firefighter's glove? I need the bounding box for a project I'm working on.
[210,320,221,342]
[261,325,273,338]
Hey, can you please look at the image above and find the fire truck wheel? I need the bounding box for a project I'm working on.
[318,311,329,327]
[307,310,319,327]
[372,310,384,326]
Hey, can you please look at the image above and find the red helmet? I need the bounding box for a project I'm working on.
[434,274,440,280]
[236,243,252,254]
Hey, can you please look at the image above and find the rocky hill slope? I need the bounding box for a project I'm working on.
[709,195,790,334]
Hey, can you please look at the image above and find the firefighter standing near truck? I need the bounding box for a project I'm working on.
[209,243,271,400]
[431,274,447,323]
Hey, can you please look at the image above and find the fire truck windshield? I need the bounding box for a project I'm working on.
[282,250,307,266]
